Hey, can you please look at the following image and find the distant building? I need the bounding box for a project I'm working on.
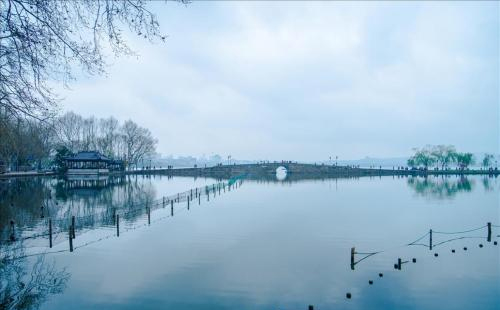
[64,151,124,175]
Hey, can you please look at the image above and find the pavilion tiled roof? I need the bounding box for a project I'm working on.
[64,151,111,162]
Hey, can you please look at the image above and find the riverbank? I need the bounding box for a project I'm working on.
[0,171,56,178]
[1,163,498,179]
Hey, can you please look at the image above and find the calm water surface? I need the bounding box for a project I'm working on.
[1,174,499,310]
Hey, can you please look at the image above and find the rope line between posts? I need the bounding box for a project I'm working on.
[433,225,487,235]
[2,178,242,246]
[352,223,497,266]
[407,231,430,245]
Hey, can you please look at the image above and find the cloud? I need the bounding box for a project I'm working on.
[56,1,499,160]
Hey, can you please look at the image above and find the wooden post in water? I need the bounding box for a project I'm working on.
[71,216,76,239]
[171,201,174,216]
[163,197,166,207]
[487,222,492,242]
[429,229,433,250]
[49,218,53,248]
[116,214,120,237]
[147,207,151,225]
[198,194,201,205]
[308,305,314,310]
[350,247,355,270]
[69,229,73,252]
[397,258,402,270]
[187,198,190,210]
[9,220,15,241]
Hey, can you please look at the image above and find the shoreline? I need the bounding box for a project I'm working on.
[1,163,498,179]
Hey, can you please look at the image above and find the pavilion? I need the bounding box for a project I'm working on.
[64,151,124,175]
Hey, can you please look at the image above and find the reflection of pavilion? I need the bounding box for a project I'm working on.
[61,175,126,196]
[64,175,125,188]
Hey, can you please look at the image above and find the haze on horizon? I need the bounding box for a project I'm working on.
[56,1,499,161]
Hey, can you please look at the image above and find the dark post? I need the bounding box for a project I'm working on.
[69,229,73,252]
[9,220,15,241]
[49,218,53,248]
[116,214,120,237]
[198,194,201,205]
[163,196,165,207]
[187,198,190,210]
[309,306,314,310]
[429,229,433,250]
[487,222,492,242]
[397,258,402,270]
[171,202,174,216]
[71,216,76,239]
[350,247,355,270]
[147,207,151,225]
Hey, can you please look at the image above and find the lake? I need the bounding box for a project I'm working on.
[1,174,499,310]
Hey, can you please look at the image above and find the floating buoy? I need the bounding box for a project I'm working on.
[479,244,483,248]
[434,253,438,257]
[451,249,455,253]
[346,293,352,299]
[412,258,416,263]
[369,280,373,285]
[394,264,398,269]
[463,247,467,251]
[379,273,383,277]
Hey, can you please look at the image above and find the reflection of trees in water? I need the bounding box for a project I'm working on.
[0,178,51,233]
[481,176,498,191]
[0,175,157,238]
[407,176,474,198]
[0,243,69,310]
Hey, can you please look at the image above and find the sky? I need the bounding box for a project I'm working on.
[56,1,499,161]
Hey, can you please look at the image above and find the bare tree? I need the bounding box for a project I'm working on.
[55,112,84,152]
[1,0,185,120]
[98,116,119,156]
[121,119,157,167]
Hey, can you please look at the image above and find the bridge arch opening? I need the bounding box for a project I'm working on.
[276,166,287,181]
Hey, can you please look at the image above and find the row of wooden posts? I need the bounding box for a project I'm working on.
[345,222,496,306]
[7,180,242,253]
[350,222,493,270]
[64,180,240,252]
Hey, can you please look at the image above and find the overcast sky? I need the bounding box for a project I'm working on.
[57,1,499,161]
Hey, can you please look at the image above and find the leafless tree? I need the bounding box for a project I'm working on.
[121,119,157,166]
[1,0,186,120]
[0,245,69,310]
[98,116,119,156]
[54,112,156,166]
